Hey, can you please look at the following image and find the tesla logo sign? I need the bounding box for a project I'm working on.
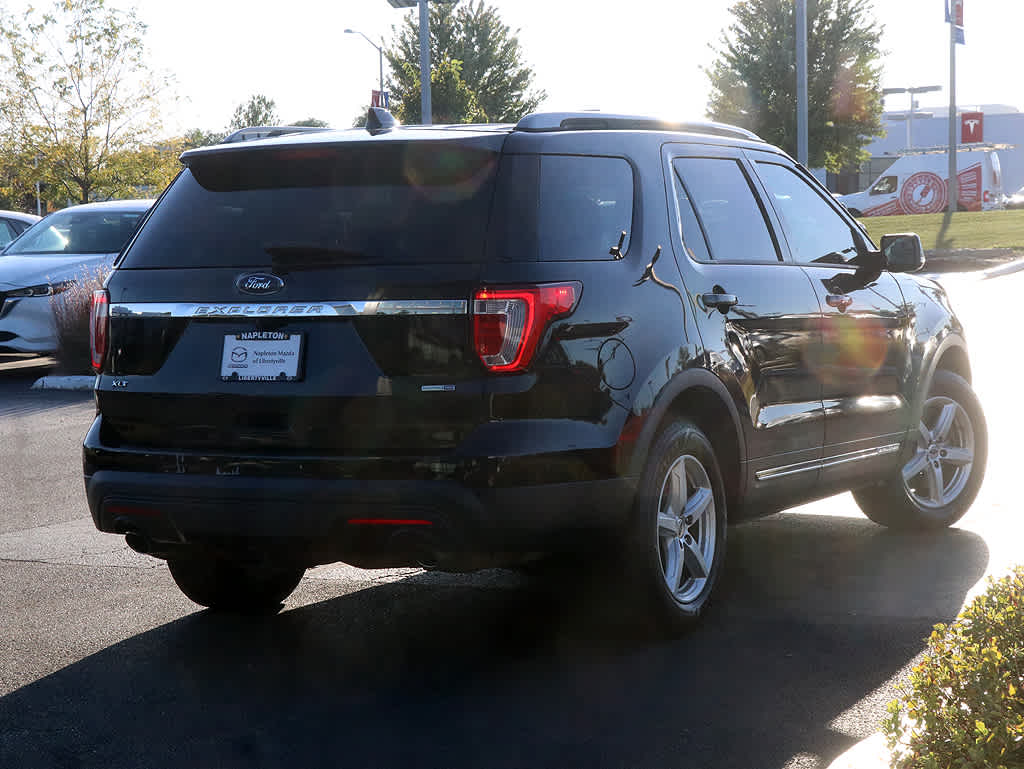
[961,111,983,143]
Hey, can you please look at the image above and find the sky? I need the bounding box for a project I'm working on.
[5,0,1024,135]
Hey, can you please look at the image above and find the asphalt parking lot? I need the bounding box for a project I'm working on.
[0,269,1018,768]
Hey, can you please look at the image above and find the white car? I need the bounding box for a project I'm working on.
[0,200,152,353]
[0,210,41,249]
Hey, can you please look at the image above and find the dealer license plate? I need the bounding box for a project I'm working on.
[220,331,304,381]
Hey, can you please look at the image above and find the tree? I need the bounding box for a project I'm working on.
[291,117,329,127]
[385,0,544,124]
[705,0,885,172]
[390,57,486,125]
[182,128,225,149]
[229,94,279,130]
[0,0,173,204]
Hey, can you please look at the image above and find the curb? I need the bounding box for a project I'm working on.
[31,375,95,391]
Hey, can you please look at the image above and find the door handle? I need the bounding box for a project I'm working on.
[701,293,739,314]
[826,294,853,312]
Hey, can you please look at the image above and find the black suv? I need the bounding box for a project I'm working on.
[84,110,986,631]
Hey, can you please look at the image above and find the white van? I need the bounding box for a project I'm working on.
[838,147,1003,217]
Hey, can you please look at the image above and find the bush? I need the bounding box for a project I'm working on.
[51,266,108,375]
[885,566,1024,768]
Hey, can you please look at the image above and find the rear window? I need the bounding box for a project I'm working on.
[488,154,634,262]
[120,142,501,268]
[6,209,145,255]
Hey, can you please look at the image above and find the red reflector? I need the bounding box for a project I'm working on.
[347,519,434,526]
[90,289,109,372]
[474,314,506,357]
[472,282,580,373]
[107,504,160,517]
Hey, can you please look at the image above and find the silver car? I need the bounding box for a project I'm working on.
[0,210,41,249]
[0,200,152,353]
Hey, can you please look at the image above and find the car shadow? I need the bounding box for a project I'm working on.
[0,512,988,769]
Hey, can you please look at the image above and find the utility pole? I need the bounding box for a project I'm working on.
[796,0,808,166]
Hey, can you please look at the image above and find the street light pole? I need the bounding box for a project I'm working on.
[796,0,808,166]
[418,0,431,125]
[882,85,942,149]
[386,0,455,125]
[343,29,384,99]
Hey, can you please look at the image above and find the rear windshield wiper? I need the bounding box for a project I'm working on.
[264,245,377,271]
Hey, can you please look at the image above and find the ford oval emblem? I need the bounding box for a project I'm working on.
[237,273,284,295]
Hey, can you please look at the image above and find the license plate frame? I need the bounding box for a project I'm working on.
[219,331,305,382]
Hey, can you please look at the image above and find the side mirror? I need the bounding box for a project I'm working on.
[881,233,926,273]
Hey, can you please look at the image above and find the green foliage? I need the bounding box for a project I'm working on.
[0,0,172,204]
[706,0,885,173]
[182,128,225,149]
[884,566,1024,768]
[385,0,544,124]
[229,94,279,130]
[291,117,329,128]
[390,56,486,125]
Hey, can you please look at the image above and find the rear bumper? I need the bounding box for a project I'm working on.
[83,419,636,569]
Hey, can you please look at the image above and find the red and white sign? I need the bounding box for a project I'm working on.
[951,0,964,28]
[961,111,984,143]
[899,171,948,215]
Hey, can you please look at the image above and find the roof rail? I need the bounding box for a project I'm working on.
[221,125,334,144]
[514,112,763,142]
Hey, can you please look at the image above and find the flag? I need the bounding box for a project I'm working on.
[945,0,965,44]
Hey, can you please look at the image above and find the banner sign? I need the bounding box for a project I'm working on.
[961,111,984,143]
[945,0,965,44]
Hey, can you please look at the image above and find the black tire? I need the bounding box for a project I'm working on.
[167,555,305,613]
[853,371,986,529]
[625,420,728,635]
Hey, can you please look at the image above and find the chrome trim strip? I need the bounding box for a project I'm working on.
[755,443,900,481]
[110,300,468,319]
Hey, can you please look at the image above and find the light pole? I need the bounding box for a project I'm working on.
[882,85,942,149]
[344,29,385,102]
[796,0,808,166]
[386,0,456,126]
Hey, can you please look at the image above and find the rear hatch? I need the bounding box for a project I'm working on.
[99,132,508,455]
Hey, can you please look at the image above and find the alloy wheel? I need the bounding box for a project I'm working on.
[656,454,717,604]
[902,395,975,509]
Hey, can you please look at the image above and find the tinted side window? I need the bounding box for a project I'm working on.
[0,220,15,248]
[489,154,634,262]
[539,156,633,261]
[671,173,711,262]
[755,162,861,265]
[672,158,779,263]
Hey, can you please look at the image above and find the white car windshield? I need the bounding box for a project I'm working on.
[5,209,143,256]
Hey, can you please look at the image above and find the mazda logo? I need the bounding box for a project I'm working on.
[236,273,284,295]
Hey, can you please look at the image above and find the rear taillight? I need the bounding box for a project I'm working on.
[472,282,580,372]
[89,289,109,372]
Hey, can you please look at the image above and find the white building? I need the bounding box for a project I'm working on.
[829,104,1024,196]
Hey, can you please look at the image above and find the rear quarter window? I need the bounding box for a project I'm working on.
[488,154,634,262]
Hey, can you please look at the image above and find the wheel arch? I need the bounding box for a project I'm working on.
[933,341,972,384]
[627,369,747,513]
[910,334,973,428]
